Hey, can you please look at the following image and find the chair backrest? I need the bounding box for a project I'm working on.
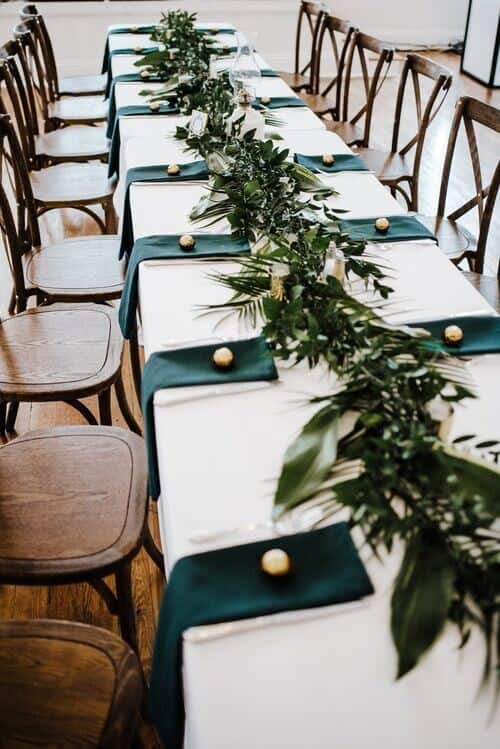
[0,40,39,167]
[391,54,452,181]
[293,1,325,87]
[312,13,356,111]
[13,20,53,122]
[438,96,500,273]
[0,113,41,309]
[20,4,60,99]
[340,31,394,146]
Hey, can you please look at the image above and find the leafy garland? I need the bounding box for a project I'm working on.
[138,11,500,690]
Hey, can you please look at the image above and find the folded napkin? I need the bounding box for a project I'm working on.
[260,69,279,77]
[102,26,157,73]
[107,82,177,139]
[150,521,374,749]
[107,102,180,178]
[340,216,437,243]
[295,153,369,173]
[142,336,278,499]
[119,161,209,260]
[104,49,161,98]
[196,26,237,34]
[254,96,307,109]
[119,234,251,338]
[409,315,500,356]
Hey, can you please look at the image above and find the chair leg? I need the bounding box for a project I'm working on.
[115,561,139,653]
[0,402,6,433]
[98,388,113,426]
[5,402,19,433]
[144,520,165,575]
[129,330,143,409]
[115,373,142,435]
[104,199,118,234]
[64,399,98,425]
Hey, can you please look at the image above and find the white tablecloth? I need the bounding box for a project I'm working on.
[108,22,500,748]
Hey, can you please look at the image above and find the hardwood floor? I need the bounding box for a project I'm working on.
[0,49,497,748]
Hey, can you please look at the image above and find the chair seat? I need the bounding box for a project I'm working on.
[48,95,108,124]
[31,162,115,204]
[59,73,107,97]
[299,92,337,115]
[0,425,147,580]
[324,120,365,145]
[353,147,413,182]
[276,71,310,91]
[462,271,500,314]
[0,303,122,400]
[36,124,109,160]
[0,619,142,747]
[25,235,124,302]
[416,214,477,260]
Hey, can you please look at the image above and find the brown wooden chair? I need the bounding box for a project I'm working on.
[417,97,500,272]
[325,31,394,145]
[0,53,115,231]
[276,1,325,93]
[20,3,106,97]
[14,20,108,131]
[463,263,500,313]
[0,112,122,313]
[299,14,356,119]
[0,425,163,655]
[354,54,452,211]
[0,619,142,747]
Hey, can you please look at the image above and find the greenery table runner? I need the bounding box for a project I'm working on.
[150,521,373,749]
[410,315,500,356]
[119,161,209,259]
[141,336,278,498]
[119,234,250,338]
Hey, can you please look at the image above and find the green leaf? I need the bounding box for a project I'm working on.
[273,405,338,519]
[391,530,454,678]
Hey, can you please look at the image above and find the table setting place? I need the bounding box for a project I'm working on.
[102,9,500,749]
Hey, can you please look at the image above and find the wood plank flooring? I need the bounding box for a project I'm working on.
[0,49,498,748]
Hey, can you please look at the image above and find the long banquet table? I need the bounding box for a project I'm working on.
[107,22,500,748]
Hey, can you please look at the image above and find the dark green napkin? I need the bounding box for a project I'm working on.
[295,153,369,173]
[107,104,180,178]
[340,216,437,243]
[254,96,307,110]
[119,234,251,339]
[142,336,278,499]
[197,27,237,35]
[260,68,279,77]
[105,71,169,101]
[150,521,374,749]
[409,315,500,356]
[107,79,177,138]
[119,161,209,260]
[104,49,161,98]
[102,26,157,73]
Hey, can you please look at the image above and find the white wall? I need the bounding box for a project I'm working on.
[0,0,469,77]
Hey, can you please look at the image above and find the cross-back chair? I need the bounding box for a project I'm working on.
[0,113,139,436]
[14,20,108,130]
[300,14,356,119]
[20,4,106,97]
[0,45,115,231]
[325,31,394,145]
[277,1,326,93]
[355,53,452,211]
[418,96,500,273]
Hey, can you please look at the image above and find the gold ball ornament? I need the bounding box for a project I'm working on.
[134,46,142,53]
[261,548,291,577]
[443,324,464,345]
[178,234,196,251]
[261,96,271,105]
[375,217,390,233]
[322,154,335,166]
[222,45,229,52]
[130,26,138,33]
[149,101,160,111]
[212,347,234,369]
[167,163,181,176]
[140,70,150,78]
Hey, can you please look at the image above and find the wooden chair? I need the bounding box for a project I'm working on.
[0,425,164,654]
[463,262,500,313]
[276,1,325,93]
[325,31,394,145]
[354,54,452,211]
[14,20,108,130]
[0,54,115,232]
[300,14,356,119]
[418,97,500,272]
[0,619,142,747]
[0,116,139,436]
[20,3,106,97]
